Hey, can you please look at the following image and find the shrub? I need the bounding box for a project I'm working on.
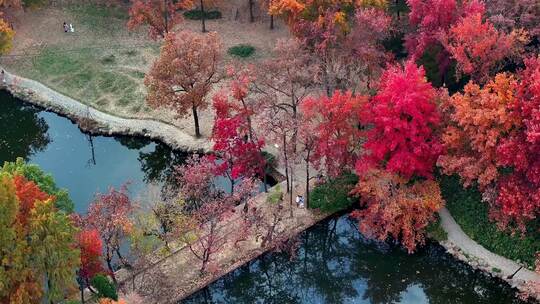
[91,275,118,301]
[183,9,222,20]
[440,175,539,268]
[266,184,283,204]
[100,54,116,65]
[228,44,256,58]
[309,172,358,213]
[426,214,448,242]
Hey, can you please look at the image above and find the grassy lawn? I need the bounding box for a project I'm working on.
[15,45,155,116]
[4,3,159,118]
[67,3,129,33]
[440,175,539,269]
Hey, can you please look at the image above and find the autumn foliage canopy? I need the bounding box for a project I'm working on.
[359,61,443,179]
[352,169,444,253]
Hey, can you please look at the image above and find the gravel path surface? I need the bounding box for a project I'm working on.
[439,207,540,285]
[2,68,212,152]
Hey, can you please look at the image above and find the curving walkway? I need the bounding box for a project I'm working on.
[1,68,212,152]
[439,207,540,288]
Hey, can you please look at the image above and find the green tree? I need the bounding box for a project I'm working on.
[29,199,80,303]
[0,175,42,304]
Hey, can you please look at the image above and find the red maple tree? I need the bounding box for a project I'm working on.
[128,0,193,40]
[76,185,134,284]
[493,56,540,232]
[301,90,365,178]
[212,81,265,194]
[77,228,104,282]
[358,61,443,179]
[12,175,51,227]
[444,12,522,83]
[405,0,485,81]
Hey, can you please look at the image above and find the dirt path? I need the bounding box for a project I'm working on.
[2,68,212,152]
[438,207,540,294]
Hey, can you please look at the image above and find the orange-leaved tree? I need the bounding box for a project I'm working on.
[437,73,520,189]
[351,169,444,253]
[0,174,79,304]
[128,0,193,40]
[0,16,14,54]
[145,30,222,138]
[443,12,526,83]
[269,0,386,27]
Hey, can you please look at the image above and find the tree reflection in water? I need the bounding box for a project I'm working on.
[0,91,51,163]
[184,215,526,304]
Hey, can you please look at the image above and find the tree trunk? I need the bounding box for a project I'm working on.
[164,0,169,35]
[192,105,202,138]
[105,248,118,285]
[201,249,209,273]
[289,165,294,218]
[270,14,274,30]
[282,134,290,192]
[305,154,310,209]
[249,0,254,22]
[200,0,207,32]
[263,171,268,192]
[80,288,85,303]
[115,248,130,268]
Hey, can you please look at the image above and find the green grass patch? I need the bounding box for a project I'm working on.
[309,172,358,213]
[440,175,539,268]
[228,44,256,58]
[26,47,145,111]
[129,70,146,79]
[426,214,448,242]
[67,3,128,33]
[183,9,222,20]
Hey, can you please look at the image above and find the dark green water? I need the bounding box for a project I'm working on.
[0,91,527,303]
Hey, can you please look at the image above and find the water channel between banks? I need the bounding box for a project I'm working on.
[0,91,529,303]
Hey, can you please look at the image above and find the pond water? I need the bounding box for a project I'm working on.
[1,90,211,213]
[184,214,526,304]
[0,91,527,303]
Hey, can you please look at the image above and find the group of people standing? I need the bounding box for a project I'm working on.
[63,22,75,33]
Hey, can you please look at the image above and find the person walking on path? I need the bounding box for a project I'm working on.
[63,22,68,33]
[69,23,74,33]
[298,196,305,208]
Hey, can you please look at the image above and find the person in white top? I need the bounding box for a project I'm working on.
[69,23,74,33]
